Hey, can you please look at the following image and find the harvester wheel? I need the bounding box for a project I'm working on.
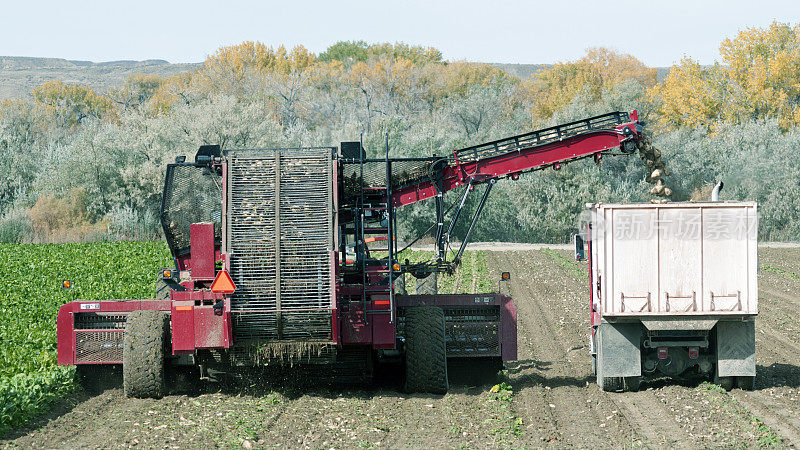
[404,306,449,394]
[123,310,169,398]
[416,272,437,295]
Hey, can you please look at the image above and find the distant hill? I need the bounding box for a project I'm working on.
[489,62,673,83]
[0,56,673,101]
[0,56,199,100]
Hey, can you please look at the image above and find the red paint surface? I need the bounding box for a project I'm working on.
[392,121,639,207]
[56,300,171,365]
[341,303,372,344]
[395,293,517,361]
[190,223,216,279]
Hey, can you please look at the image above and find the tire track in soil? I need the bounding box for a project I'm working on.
[730,391,800,447]
[486,249,771,448]
[760,285,800,309]
[727,285,800,448]
[486,250,648,447]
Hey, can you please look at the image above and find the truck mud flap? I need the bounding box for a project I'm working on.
[598,321,642,378]
[716,320,756,377]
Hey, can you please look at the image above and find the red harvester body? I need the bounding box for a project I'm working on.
[57,111,643,396]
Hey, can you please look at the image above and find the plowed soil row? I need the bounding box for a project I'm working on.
[4,248,800,449]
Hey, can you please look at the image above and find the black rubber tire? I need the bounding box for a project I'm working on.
[714,373,735,391]
[598,375,622,392]
[623,376,642,392]
[123,310,169,398]
[404,306,449,394]
[736,376,755,391]
[416,272,437,295]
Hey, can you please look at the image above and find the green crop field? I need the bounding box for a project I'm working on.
[0,242,492,436]
[0,241,172,436]
[398,250,493,294]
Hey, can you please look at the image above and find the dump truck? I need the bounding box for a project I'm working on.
[579,200,758,391]
[56,111,645,397]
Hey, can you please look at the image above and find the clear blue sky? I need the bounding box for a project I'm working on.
[3,0,799,67]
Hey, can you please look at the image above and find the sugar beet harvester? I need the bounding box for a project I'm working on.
[57,111,644,397]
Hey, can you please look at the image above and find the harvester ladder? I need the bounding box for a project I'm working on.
[357,135,395,322]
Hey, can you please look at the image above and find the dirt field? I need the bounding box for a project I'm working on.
[4,248,800,449]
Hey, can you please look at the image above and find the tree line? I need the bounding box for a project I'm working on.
[1,23,800,244]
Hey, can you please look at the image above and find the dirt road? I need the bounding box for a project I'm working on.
[4,249,799,448]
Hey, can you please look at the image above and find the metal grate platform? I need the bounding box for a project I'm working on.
[75,330,124,363]
[227,148,335,343]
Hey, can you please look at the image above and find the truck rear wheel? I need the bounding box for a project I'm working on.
[714,373,735,391]
[123,310,169,398]
[598,375,622,392]
[623,376,641,392]
[404,306,449,394]
[736,376,755,391]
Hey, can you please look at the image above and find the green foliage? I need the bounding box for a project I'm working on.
[697,381,783,447]
[318,40,443,65]
[397,250,492,294]
[539,248,587,279]
[0,368,75,436]
[762,265,800,280]
[2,33,800,245]
[0,241,172,436]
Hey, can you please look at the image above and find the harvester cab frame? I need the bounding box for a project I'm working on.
[57,110,645,397]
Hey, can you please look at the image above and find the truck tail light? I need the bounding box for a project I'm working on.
[657,348,668,359]
[689,347,699,359]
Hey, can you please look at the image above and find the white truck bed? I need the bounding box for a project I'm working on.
[590,202,758,317]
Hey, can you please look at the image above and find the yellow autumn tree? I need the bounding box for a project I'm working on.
[107,73,165,110]
[524,48,657,121]
[647,57,724,132]
[649,21,800,132]
[31,81,114,127]
[719,21,800,128]
[197,42,316,93]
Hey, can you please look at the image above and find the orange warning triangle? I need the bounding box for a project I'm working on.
[210,270,237,294]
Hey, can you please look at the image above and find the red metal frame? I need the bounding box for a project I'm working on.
[57,112,644,369]
[393,121,640,207]
[57,300,171,365]
[395,293,517,361]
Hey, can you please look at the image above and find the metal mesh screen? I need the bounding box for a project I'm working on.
[342,159,435,190]
[75,331,124,363]
[162,164,222,255]
[453,111,630,163]
[74,313,126,330]
[227,148,334,342]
